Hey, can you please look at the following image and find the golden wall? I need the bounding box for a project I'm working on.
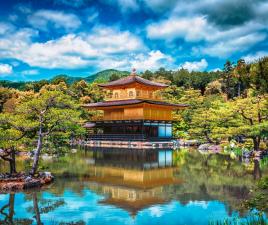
[143,107,172,120]
[102,105,172,121]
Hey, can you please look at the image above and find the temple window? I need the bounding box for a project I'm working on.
[129,91,134,97]
[114,92,119,98]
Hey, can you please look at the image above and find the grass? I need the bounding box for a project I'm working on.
[208,215,268,225]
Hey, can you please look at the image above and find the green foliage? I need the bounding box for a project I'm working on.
[258,177,268,189]
[243,176,268,213]
[208,215,268,225]
[0,83,88,174]
[0,87,15,112]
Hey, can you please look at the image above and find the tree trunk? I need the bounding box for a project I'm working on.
[33,193,42,225]
[30,124,43,176]
[8,194,15,223]
[253,159,262,180]
[253,137,260,151]
[9,147,16,174]
[204,131,214,144]
[237,81,241,97]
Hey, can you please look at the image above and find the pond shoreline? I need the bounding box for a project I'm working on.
[0,172,54,193]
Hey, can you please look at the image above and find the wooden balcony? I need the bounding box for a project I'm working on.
[106,91,162,101]
[87,134,147,140]
[86,134,172,141]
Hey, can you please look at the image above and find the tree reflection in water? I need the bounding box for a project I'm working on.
[0,148,267,224]
[253,159,262,180]
[0,193,33,224]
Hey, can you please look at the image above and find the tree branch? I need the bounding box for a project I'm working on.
[42,119,61,136]
[239,109,253,125]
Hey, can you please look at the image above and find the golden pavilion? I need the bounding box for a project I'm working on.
[84,69,187,148]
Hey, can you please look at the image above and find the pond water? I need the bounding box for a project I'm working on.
[0,147,267,225]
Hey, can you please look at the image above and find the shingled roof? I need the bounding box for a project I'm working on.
[83,99,188,108]
[98,69,168,88]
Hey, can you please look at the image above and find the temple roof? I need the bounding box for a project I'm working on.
[98,70,168,88]
[83,99,188,108]
[99,198,167,217]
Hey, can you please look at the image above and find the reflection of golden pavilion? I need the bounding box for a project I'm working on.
[85,149,180,216]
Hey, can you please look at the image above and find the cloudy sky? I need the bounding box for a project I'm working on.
[0,0,268,81]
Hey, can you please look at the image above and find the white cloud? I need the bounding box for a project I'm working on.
[28,10,81,31]
[243,51,268,63]
[96,57,129,70]
[0,63,13,75]
[202,32,266,58]
[87,26,145,54]
[0,22,15,35]
[149,206,164,217]
[0,26,146,69]
[21,69,39,75]
[147,16,266,43]
[147,15,267,58]
[130,50,173,71]
[180,59,208,71]
[187,200,208,209]
[147,16,207,42]
[94,50,173,71]
[119,0,139,11]
[22,34,96,68]
[0,28,38,60]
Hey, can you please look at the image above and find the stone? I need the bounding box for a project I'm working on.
[25,176,33,182]
[71,148,77,153]
[208,145,222,152]
[198,144,210,151]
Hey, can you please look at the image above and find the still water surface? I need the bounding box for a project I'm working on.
[0,148,267,225]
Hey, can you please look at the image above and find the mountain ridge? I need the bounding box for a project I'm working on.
[0,69,130,89]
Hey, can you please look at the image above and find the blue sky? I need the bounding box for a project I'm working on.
[0,0,268,81]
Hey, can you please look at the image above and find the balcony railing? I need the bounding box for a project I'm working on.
[106,93,162,101]
[87,134,147,141]
[86,134,172,141]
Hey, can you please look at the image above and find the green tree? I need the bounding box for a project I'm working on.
[222,60,235,99]
[0,113,36,174]
[21,89,84,175]
[188,96,225,143]
[0,87,14,112]
[109,73,120,81]
[141,70,154,80]
[224,93,268,151]
[0,86,85,176]
[233,59,248,97]
[249,57,268,94]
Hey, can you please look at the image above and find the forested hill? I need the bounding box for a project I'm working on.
[0,69,130,90]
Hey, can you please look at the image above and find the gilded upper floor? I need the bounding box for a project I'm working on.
[98,69,168,101]
[106,88,162,101]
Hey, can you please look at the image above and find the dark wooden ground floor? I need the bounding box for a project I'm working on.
[85,120,173,140]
